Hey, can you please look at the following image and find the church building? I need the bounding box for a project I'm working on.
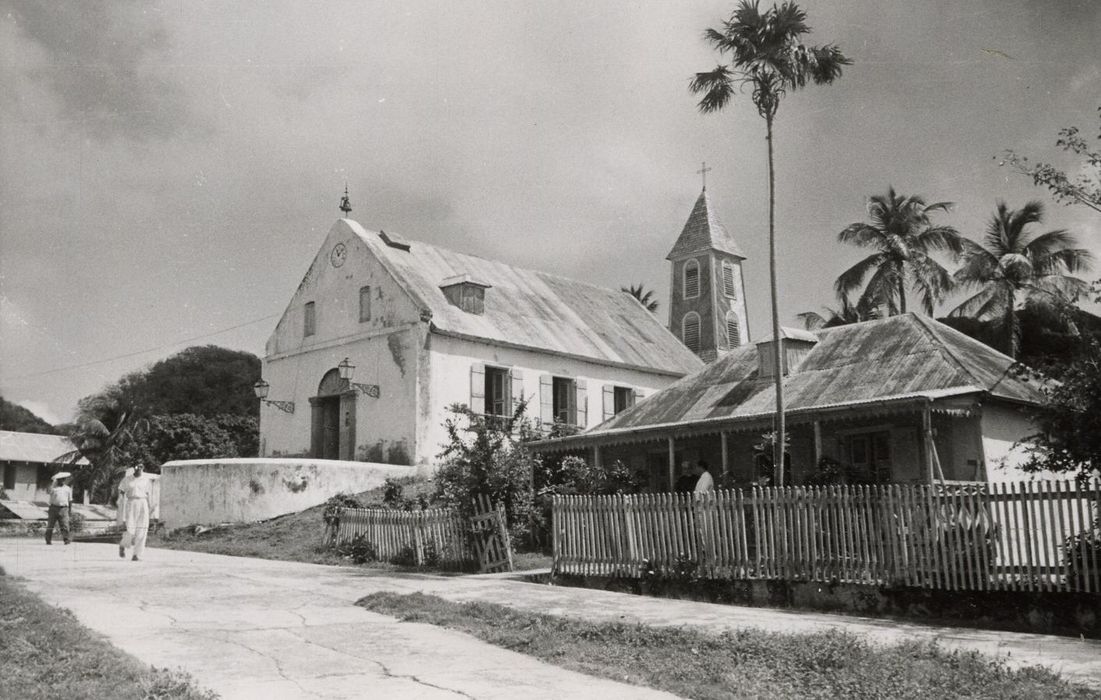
[256,188,733,469]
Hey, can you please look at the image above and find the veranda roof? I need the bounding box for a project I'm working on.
[532,313,1046,451]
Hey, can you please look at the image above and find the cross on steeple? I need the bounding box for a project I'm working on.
[697,162,712,191]
[339,184,352,215]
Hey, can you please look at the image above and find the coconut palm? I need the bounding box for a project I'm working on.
[61,393,146,503]
[835,187,964,316]
[691,0,849,480]
[797,296,881,330]
[621,283,659,313]
[949,200,1092,358]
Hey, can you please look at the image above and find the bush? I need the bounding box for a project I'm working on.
[434,402,539,548]
[337,534,378,564]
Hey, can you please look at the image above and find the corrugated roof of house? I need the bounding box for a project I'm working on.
[666,189,745,260]
[584,313,1045,433]
[345,221,703,376]
[0,431,87,465]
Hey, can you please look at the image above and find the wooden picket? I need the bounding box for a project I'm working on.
[333,506,473,568]
[552,480,1101,593]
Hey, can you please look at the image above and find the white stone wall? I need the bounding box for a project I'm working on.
[981,402,1070,481]
[160,458,413,527]
[422,334,682,462]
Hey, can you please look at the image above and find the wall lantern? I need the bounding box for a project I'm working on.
[337,357,381,398]
[253,379,295,414]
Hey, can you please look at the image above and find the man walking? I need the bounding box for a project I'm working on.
[45,473,73,545]
[118,464,153,561]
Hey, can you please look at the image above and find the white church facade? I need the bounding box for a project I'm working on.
[257,188,742,469]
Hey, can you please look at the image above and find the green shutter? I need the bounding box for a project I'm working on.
[470,363,485,412]
[539,375,554,427]
[575,379,587,427]
[510,368,524,414]
[602,385,615,421]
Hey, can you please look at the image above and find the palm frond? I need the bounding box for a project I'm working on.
[834,252,886,298]
[949,284,1009,320]
[858,261,903,315]
[690,66,736,113]
[837,222,885,248]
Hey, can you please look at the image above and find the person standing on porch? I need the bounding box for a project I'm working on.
[118,464,153,561]
[45,473,73,545]
[693,460,714,492]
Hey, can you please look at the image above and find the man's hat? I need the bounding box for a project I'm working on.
[52,471,72,480]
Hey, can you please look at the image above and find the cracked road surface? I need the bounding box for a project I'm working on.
[0,540,676,699]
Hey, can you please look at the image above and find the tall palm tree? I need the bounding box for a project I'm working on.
[835,187,963,316]
[621,283,659,313]
[950,200,1092,358]
[691,0,849,481]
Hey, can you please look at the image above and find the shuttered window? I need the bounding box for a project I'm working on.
[682,312,701,353]
[726,312,741,348]
[683,259,700,299]
[359,286,371,322]
[304,301,316,337]
[722,262,736,298]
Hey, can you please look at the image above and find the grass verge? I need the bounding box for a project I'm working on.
[358,591,1100,700]
[0,569,216,700]
[150,483,552,572]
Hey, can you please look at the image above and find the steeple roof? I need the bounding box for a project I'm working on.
[666,189,745,260]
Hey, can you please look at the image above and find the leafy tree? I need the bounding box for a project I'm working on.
[949,201,1092,358]
[0,396,56,434]
[115,345,260,418]
[835,187,963,316]
[622,283,659,313]
[114,414,246,469]
[1002,106,1101,216]
[691,0,850,481]
[1018,337,1101,480]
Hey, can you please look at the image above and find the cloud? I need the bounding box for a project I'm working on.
[7,0,197,140]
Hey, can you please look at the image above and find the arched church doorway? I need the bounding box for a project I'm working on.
[309,368,357,460]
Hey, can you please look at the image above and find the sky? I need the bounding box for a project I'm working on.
[1,0,1099,425]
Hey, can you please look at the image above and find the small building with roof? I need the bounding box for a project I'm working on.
[0,430,87,503]
[258,215,705,469]
[531,313,1050,489]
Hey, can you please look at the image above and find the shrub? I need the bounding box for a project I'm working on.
[337,534,378,564]
[382,478,405,507]
[434,401,539,548]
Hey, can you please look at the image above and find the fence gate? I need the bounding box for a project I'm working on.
[471,495,514,573]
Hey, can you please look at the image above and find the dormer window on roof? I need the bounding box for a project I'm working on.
[440,274,491,315]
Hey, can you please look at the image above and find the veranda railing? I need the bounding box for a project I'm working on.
[552,480,1101,593]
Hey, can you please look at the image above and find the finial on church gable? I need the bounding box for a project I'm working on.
[339,184,352,215]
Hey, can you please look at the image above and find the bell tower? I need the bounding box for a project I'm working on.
[667,182,749,362]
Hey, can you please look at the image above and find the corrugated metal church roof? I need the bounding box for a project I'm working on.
[346,221,703,376]
[575,313,1046,435]
[666,189,745,260]
[0,431,87,465]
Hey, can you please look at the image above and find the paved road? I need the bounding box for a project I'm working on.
[4,539,1100,697]
[0,540,675,700]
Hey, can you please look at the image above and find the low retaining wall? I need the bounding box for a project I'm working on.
[160,458,413,528]
[551,574,1101,638]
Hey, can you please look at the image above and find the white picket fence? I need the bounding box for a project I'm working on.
[553,480,1101,592]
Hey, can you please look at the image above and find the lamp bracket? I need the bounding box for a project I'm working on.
[352,383,381,398]
[263,400,296,414]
